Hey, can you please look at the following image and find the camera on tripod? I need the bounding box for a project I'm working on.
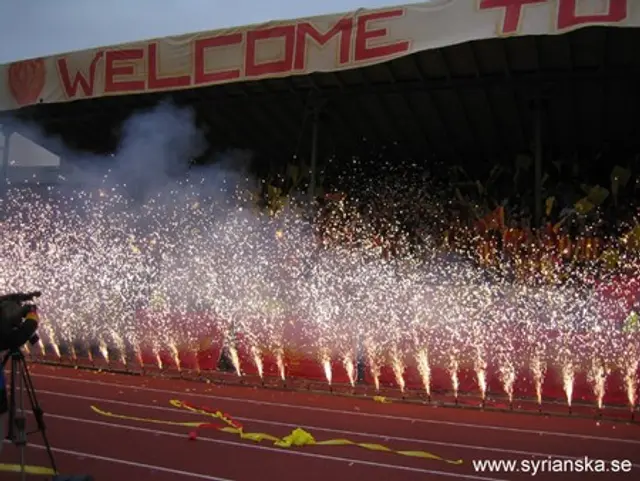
[0,291,41,351]
[0,291,94,481]
[22,306,40,347]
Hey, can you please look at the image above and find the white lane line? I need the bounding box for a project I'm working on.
[31,388,640,467]
[2,440,235,481]
[32,372,640,444]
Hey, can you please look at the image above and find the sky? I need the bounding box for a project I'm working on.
[0,0,419,64]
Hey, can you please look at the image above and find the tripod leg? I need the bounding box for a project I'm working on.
[19,357,58,474]
[0,413,4,455]
[7,357,16,440]
[11,357,27,481]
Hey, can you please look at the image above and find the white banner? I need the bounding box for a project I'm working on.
[0,0,636,112]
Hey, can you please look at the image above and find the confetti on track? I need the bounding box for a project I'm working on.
[5,364,639,481]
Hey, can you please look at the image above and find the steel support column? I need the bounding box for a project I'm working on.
[1,126,11,197]
[533,101,543,227]
[308,107,320,203]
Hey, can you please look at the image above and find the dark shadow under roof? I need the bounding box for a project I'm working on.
[5,26,640,168]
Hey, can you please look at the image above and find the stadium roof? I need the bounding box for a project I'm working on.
[2,0,640,165]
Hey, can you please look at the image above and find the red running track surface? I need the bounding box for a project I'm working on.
[2,364,640,481]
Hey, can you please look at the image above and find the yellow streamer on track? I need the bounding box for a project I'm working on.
[373,396,391,403]
[91,400,463,465]
[0,464,56,475]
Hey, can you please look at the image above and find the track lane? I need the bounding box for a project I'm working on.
[2,440,235,481]
[32,387,640,467]
[30,373,640,464]
[26,393,638,481]
[30,365,640,441]
[12,365,640,480]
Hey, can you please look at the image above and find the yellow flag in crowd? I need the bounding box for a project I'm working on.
[575,185,609,214]
[287,164,301,186]
[600,248,619,269]
[575,198,594,215]
[622,225,640,251]
[623,311,639,333]
[611,165,631,201]
[545,197,555,216]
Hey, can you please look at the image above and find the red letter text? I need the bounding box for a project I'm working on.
[294,18,353,71]
[245,26,295,77]
[354,9,409,62]
[148,43,191,90]
[57,52,103,98]
[479,0,547,35]
[194,33,243,85]
[557,0,627,30]
[104,49,145,93]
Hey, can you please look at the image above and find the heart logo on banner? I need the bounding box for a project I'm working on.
[7,58,46,107]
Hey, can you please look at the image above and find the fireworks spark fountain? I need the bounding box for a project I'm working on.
[415,347,431,399]
[342,354,356,387]
[588,357,608,412]
[1,103,639,415]
[98,337,109,364]
[473,341,488,404]
[228,344,241,377]
[498,357,516,408]
[562,360,575,413]
[390,344,406,393]
[109,329,128,365]
[364,337,381,391]
[530,353,546,408]
[275,348,286,382]
[621,339,639,416]
[4,176,638,410]
[449,352,460,404]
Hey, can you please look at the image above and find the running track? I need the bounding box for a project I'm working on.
[3,364,640,480]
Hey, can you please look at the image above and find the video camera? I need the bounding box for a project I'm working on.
[0,291,41,351]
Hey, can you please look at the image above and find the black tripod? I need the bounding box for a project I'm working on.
[2,348,57,480]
